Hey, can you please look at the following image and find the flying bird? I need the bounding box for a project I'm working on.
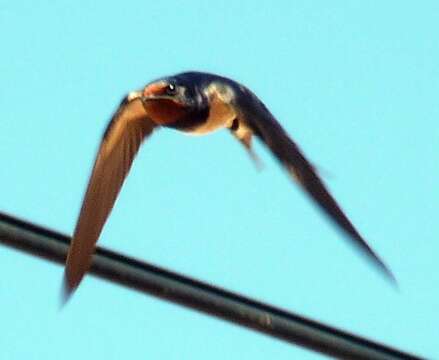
[63,71,395,300]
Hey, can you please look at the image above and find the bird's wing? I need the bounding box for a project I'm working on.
[234,93,396,284]
[64,96,156,300]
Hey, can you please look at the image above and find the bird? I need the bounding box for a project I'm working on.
[63,71,396,301]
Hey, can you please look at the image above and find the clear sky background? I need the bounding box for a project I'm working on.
[1,1,438,359]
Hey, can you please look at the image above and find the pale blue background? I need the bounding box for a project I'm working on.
[1,1,438,359]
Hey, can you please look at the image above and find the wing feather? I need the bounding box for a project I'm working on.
[63,97,156,299]
[234,93,396,284]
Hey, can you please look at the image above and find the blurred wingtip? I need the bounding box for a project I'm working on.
[383,266,399,291]
[60,272,77,308]
[372,255,399,291]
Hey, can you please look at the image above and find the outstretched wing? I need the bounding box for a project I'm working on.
[234,92,396,284]
[64,96,156,300]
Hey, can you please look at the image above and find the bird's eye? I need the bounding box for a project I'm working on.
[166,83,177,95]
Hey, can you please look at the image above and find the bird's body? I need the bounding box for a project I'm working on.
[63,71,395,301]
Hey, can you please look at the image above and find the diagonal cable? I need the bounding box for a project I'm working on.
[0,211,422,360]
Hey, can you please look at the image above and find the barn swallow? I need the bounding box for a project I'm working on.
[63,71,396,301]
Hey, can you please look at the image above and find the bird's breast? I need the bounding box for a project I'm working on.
[186,85,236,136]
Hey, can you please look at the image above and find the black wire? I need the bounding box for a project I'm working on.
[0,211,423,360]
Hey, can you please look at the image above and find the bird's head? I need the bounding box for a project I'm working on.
[134,73,209,128]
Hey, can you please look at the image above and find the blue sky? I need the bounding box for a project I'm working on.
[1,1,438,359]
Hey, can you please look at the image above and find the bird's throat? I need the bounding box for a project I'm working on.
[142,99,188,126]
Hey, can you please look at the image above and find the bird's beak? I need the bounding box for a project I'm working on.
[141,82,173,102]
[125,83,170,104]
